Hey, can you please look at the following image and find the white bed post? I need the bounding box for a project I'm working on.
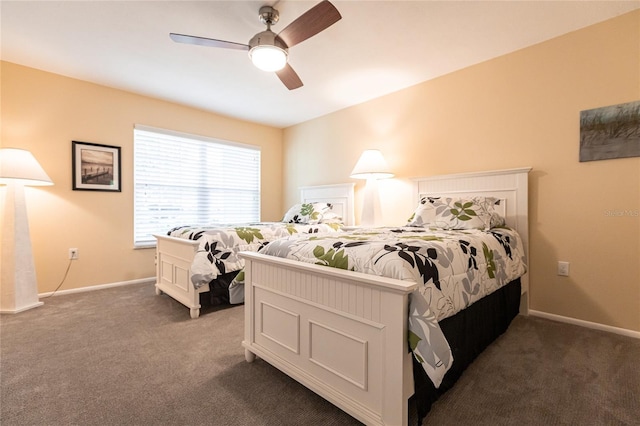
[243,257,256,363]
[380,290,411,426]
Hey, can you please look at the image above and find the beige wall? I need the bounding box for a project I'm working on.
[1,11,637,332]
[283,11,640,332]
[1,61,283,292]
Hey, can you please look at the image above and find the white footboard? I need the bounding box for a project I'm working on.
[155,234,210,319]
[241,252,417,426]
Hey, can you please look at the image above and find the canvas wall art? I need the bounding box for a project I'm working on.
[580,100,640,162]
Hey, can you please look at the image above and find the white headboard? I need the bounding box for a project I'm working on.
[299,183,355,227]
[412,167,531,310]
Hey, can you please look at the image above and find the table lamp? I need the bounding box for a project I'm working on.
[350,149,394,226]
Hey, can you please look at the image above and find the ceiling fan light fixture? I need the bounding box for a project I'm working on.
[171,1,342,89]
[249,45,288,72]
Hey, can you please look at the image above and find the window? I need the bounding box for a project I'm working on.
[133,125,261,247]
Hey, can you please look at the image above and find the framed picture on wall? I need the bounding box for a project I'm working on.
[580,100,640,162]
[72,141,121,191]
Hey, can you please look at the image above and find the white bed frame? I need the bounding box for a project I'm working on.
[154,183,355,319]
[241,168,531,426]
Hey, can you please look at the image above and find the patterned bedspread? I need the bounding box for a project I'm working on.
[259,226,527,387]
[167,222,343,291]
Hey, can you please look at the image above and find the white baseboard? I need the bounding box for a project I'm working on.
[39,277,155,298]
[529,310,640,339]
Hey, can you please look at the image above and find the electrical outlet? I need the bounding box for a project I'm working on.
[557,261,569,277]
[69,248,79,260]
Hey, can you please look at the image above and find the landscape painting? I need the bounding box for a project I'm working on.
[580,100,640,162]
[72,141,121,191]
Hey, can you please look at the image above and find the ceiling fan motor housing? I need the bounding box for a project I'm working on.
[258,6,279,26]
[248,30,288,51]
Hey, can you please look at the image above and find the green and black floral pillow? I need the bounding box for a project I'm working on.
[282,203,336,224]
[407,196,503,230]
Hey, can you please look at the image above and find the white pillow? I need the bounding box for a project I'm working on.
[282,203,333,224]
[407,196,502,230]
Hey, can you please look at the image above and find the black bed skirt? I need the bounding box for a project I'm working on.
[198,271,240,306]
[412,278,522,424]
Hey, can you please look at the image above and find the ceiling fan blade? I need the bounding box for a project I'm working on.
[277,1,341,48]
[276,64,303,90]
[169,33,249,51]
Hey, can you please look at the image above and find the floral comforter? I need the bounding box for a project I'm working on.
[259,226,527,387]
[167,222,343,295]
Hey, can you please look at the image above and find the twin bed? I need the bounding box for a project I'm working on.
[240,167,530,425]
[154,167,530,425]
[154,183,355,318]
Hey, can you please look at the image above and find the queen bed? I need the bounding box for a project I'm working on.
[240,167,531,425]
[154,183,355,318]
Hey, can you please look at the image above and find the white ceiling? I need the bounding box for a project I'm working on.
[2,1,639,128]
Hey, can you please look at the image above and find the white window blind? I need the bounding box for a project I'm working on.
[133,125,261,247]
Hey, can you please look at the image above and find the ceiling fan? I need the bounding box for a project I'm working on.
[170,1,341,90]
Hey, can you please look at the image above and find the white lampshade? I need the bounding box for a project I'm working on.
[350,149,394,180]
[0,148,53,186]
[250,45,288,72]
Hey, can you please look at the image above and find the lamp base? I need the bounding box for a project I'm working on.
[0,301,44,314]
[1,181,44,314]
[360,178,383,227]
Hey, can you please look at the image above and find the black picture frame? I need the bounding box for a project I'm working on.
[72,141,121,191]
